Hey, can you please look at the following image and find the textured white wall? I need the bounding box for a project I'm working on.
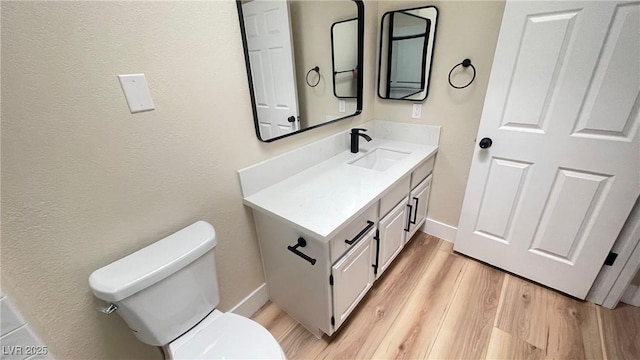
[373,0,506,227]
[1,1,376,359]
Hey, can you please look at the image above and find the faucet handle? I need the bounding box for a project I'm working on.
[351,128,368,133]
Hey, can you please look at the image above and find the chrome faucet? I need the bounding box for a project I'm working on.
[350,128,372,153]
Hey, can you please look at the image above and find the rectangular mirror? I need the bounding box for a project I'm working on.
[331,19,358,99]
[237,0,364,142]
[378,6,438,101]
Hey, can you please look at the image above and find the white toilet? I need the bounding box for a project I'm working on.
[89,221,285,359]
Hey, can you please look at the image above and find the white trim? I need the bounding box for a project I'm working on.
[228,283,269,318]
[422,218,457,243]
[621,284,640,307]
[602,236,640,309]
[588,197,640,308]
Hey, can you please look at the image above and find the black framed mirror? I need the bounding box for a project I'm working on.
[237,0,364,142]
[377,6,438,101]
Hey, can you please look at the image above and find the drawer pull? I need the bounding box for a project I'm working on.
[411,197,419,224]
[404,204,413,232]
[287,237,316,265]
[345,220,375,245]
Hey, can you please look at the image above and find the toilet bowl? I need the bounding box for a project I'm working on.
[88,221,285,359]
[165,310,285,359]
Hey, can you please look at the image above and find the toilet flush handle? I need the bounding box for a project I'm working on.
[98,303,118,315]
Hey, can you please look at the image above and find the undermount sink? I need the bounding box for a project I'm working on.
[349,148,410,171]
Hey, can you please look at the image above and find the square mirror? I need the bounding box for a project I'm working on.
[377,6,438,101]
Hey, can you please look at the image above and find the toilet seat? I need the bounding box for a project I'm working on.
[167,310,286,359]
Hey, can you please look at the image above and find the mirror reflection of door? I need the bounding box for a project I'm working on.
[386,12,430,99]
[241,0,300,140]
[237,0,364,142]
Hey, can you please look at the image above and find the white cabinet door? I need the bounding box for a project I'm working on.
[454,1,640,299]
[331,229,376,330]
[406,175,432,242]
[377,197,409,278]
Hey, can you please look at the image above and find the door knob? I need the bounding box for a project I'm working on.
[479,137,493,149]
[287,116,296,123]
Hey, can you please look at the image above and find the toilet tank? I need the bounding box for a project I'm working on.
[89,221,220,346]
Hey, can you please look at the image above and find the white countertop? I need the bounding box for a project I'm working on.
[243,138,438,241]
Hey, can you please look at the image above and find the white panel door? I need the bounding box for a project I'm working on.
[242,0,300,139]
[377,197,408,278]
[332,229,375,330]
[455,1,640,299]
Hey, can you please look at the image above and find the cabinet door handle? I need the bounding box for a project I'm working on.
[372,229,380,275]
[410,197,419,224]
[345,220,375,245]
[404,204,413,232]
[287,237,316,265]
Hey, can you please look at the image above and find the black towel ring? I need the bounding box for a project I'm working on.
[306,66,320,87]
[448,59,476,89]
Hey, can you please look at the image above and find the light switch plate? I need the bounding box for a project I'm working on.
[118,74,155,113]
[412,104,422,119]
[339,100,346,113]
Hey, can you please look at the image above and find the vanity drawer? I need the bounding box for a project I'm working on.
[411,156,435,189]
[330,204,378,263]
[379,175,410,218]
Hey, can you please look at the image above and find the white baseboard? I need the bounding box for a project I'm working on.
[422,218,457,243]
[228,283,269,318]
[621,284,640,307]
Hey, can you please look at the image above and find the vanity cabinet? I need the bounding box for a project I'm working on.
[239,122,440,338]
[251,156,434,338]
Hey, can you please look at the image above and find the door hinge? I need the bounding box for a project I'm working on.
[604,251,618,266]
[331,316,335,326]
[329,274,333,286]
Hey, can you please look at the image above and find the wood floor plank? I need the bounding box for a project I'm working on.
[600,303,640,360]
[427,260,505,360]
[545,291,603,360]
[252,301,298,341]
[275,324,330,360]
[315,232,442,359]
[371,248,466,359]
[580,302,605,360]
[438,239,454,252]
[486,327,546,360]
[495,275,549,349]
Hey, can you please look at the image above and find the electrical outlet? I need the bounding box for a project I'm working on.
[339,100,346,113]
[412,104,422,119]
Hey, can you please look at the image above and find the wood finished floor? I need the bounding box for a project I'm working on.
[252,232,640,360]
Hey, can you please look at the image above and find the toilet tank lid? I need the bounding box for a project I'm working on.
[89,221,217,302]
